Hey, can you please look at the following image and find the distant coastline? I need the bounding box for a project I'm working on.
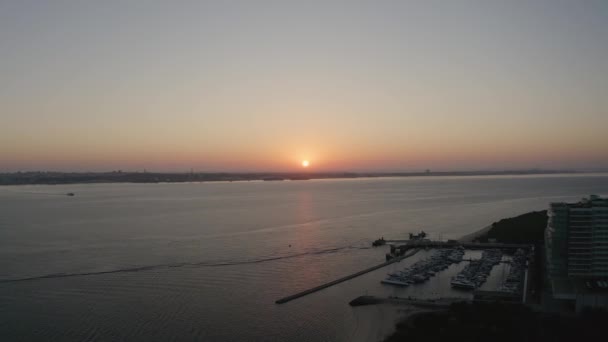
[0,170,587,186]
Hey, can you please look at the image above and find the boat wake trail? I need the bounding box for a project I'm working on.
[0,245,367,284]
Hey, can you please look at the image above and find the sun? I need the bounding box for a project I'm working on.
[301,160,310,168]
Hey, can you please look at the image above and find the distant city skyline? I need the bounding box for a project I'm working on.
[2,1,607,172]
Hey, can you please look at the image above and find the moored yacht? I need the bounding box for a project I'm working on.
[381,279,410,286]
[450,277,476,290]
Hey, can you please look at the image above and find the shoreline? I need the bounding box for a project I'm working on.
[350,305,433,342]
[457,224,493,243]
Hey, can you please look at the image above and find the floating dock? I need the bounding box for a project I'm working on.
[275,249,419,304]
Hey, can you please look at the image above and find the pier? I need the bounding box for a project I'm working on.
[349,295,465,308]
[275,249,419,304]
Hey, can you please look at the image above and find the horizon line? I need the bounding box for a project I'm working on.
[3,169,606,175]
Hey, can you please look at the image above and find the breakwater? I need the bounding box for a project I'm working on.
[275,249,419,304]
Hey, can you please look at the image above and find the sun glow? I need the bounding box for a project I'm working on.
[301,160,310,168]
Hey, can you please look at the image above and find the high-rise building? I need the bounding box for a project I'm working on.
[545,195,608,310]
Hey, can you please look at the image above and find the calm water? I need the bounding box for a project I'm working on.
[1,174,608,341]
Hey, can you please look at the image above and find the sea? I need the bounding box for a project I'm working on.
[1,174,608,341]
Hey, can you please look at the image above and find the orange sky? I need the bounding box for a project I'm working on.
[1,2,607,172]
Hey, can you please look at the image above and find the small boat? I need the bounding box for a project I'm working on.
[372,238,386,247]
[450,279,476,290]
[66,193,75,196]
[413,275,427,283]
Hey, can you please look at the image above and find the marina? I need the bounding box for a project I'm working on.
[450,249,503,290]
[497,248,527,293]
[276,239,531,305]
[381,247,465,287]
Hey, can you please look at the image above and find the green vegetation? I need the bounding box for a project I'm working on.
[474,210,548,244]
[385,302,607,342]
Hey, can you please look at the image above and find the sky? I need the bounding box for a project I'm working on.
[1,0,607,172]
